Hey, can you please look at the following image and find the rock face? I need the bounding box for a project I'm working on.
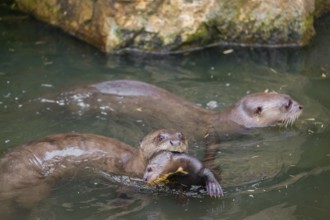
[15,0,325,54]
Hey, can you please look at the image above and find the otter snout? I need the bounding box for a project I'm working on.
[291,101,303,115]
[169,140,179,146]
[143,174,158,186]
[168,132,186,146]
[143,165,159,185]
[291,99,303,111]
[143,174,149,182]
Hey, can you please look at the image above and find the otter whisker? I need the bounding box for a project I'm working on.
[289,118,294,126]
[278,120,286,127]
[289,117,295,126]
[281,111,302,127]
[286,114,299,127]
[283,115,295,128]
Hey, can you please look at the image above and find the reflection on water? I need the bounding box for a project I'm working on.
[0,7,330,220]
[29,177,152,220]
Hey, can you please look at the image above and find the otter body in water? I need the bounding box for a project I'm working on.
[144,151,223,198]
[49,80,303,140]
[0,129,187,213]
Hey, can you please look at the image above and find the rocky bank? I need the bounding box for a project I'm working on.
[16,0,330,54]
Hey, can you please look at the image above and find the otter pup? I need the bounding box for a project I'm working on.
[0,129,187,212]
[144,151,223,198]
[49,80,303,140]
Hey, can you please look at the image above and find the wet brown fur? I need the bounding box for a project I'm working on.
[0,130,187,215]
[56,80,303,140]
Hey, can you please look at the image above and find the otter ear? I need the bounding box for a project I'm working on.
[255,106,263,115]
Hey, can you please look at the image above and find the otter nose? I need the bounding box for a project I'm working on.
[143,174,148,182]
[299,105,303,110]
[170,140,180,146]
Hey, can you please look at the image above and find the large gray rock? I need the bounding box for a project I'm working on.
[15,0,327,54]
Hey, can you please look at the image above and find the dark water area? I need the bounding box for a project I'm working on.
[1,7,330,220]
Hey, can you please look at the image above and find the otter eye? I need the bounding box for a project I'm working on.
[255,106,263,114]
[285,99,292,110]
[147,167,152,172]
[157,134,165,142]
[176,132,184,140]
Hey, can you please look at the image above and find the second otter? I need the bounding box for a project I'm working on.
[50,80,303,140]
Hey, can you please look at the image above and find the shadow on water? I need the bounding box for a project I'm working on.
[1,5,330,220]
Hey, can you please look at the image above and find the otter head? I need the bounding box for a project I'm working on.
[143,151,187,186]
[139,129,188,161]
[229,92,303,128]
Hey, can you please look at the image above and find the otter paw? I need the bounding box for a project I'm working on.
[206,181,224,198]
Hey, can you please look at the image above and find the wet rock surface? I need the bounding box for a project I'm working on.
[14,0,327,53]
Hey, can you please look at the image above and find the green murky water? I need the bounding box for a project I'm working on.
[1,8,330,220]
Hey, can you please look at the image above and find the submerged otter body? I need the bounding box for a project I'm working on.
[50,80,303,140]
[144,151,223,198]
[0,129,187,213]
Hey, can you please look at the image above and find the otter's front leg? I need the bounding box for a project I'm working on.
[199,168,224,198]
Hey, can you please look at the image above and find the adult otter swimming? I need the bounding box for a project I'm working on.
[48,80,303,140]
[0,129,187,217]
[144,151,223,198]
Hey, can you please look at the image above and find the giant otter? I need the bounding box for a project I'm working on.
[0,129,187,216]
[144,151,223,198]
[48,80,303,140]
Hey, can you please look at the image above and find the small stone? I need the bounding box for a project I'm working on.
[223,49,234,54]
[206,101,218,109]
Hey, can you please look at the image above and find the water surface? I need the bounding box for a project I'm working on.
[1,10,330,220]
